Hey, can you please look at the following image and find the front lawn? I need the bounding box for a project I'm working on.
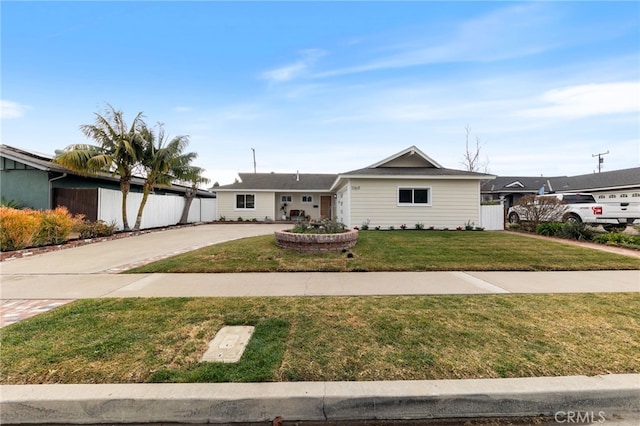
[128,230,640,273]
[1,294,638,384]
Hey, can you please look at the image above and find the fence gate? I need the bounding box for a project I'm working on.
[53,188,99,221]
[480,204,505,231]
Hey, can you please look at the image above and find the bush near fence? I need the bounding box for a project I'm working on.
[0,206,115,252]
[0,207,41,251]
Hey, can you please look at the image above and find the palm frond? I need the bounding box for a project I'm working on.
[53,144,105,175]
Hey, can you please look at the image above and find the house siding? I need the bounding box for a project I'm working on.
[216,191,275,221]
[348,178,481,229]
[335,181,351,227]
[0,168,50,210]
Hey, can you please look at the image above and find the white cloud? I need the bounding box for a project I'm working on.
[0,100,30,119]
[518,82,640,119]
[261,49,327,83]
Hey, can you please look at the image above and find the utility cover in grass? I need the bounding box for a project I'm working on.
[200,326,255,363]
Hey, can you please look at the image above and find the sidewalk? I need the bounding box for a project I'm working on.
[2,271,640,300]
[1,224,639,424]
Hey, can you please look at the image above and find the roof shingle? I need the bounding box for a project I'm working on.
[217,173,338,191]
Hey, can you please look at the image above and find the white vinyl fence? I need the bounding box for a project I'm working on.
[98,188,216,230]
[480,204,505,231]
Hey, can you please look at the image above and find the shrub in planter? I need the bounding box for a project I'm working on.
[291,218,346,234]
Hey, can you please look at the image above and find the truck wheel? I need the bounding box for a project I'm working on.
[563,214,582,224]
[508,212,520,223]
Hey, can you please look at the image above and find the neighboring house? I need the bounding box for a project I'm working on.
[482,167,640,208]
[550,168,640,203]
[0,144,215,227]
[1,144,69,210]
[217,146,495,229]
[481,176,561,209]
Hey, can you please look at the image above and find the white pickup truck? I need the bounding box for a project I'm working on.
[507,193,640,230]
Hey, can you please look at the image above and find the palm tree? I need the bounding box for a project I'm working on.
[133,123,196,230]
[176,165,211,225]
[54,105,145,231]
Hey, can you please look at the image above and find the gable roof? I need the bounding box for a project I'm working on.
[217,173,338,191]
[329,146,494,191]
[368,145,442,168]
[339,167,493,178]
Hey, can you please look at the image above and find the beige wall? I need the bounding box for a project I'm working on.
[347,178,481,229]
[217,191,334,221]
[216,191,275,221]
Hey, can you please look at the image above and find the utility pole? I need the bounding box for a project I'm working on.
[251,148,256,173]
[592,150,609,173]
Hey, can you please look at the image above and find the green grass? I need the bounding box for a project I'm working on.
[2,294,638,384]
[128,231,640,273]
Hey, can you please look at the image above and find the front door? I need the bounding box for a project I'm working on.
[320,196,332,219]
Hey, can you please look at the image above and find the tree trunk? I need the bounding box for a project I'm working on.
[179,188,196,225]
[133,183,152,231]
[120,179,131,231]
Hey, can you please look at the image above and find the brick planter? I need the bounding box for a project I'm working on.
[274,229,359,253]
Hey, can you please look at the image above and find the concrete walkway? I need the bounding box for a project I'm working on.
[1,224,639,424]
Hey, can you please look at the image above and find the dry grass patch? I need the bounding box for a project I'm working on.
[1,293,638,384]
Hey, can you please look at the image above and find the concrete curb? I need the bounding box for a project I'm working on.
[1,374,638,424]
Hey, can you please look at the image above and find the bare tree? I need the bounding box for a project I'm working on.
[461,124,489,173]
[508,195,569,231]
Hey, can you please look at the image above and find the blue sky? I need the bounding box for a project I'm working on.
[2,1,639,186]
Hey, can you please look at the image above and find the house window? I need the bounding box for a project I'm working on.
[398,187,431,206]
[609,194,617,199]
[281,195,292,203]
[236,193,255,209]
[620,194,628,198]
[302,195,313,203]
[598,195,605,199]
[633,193,640,198]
